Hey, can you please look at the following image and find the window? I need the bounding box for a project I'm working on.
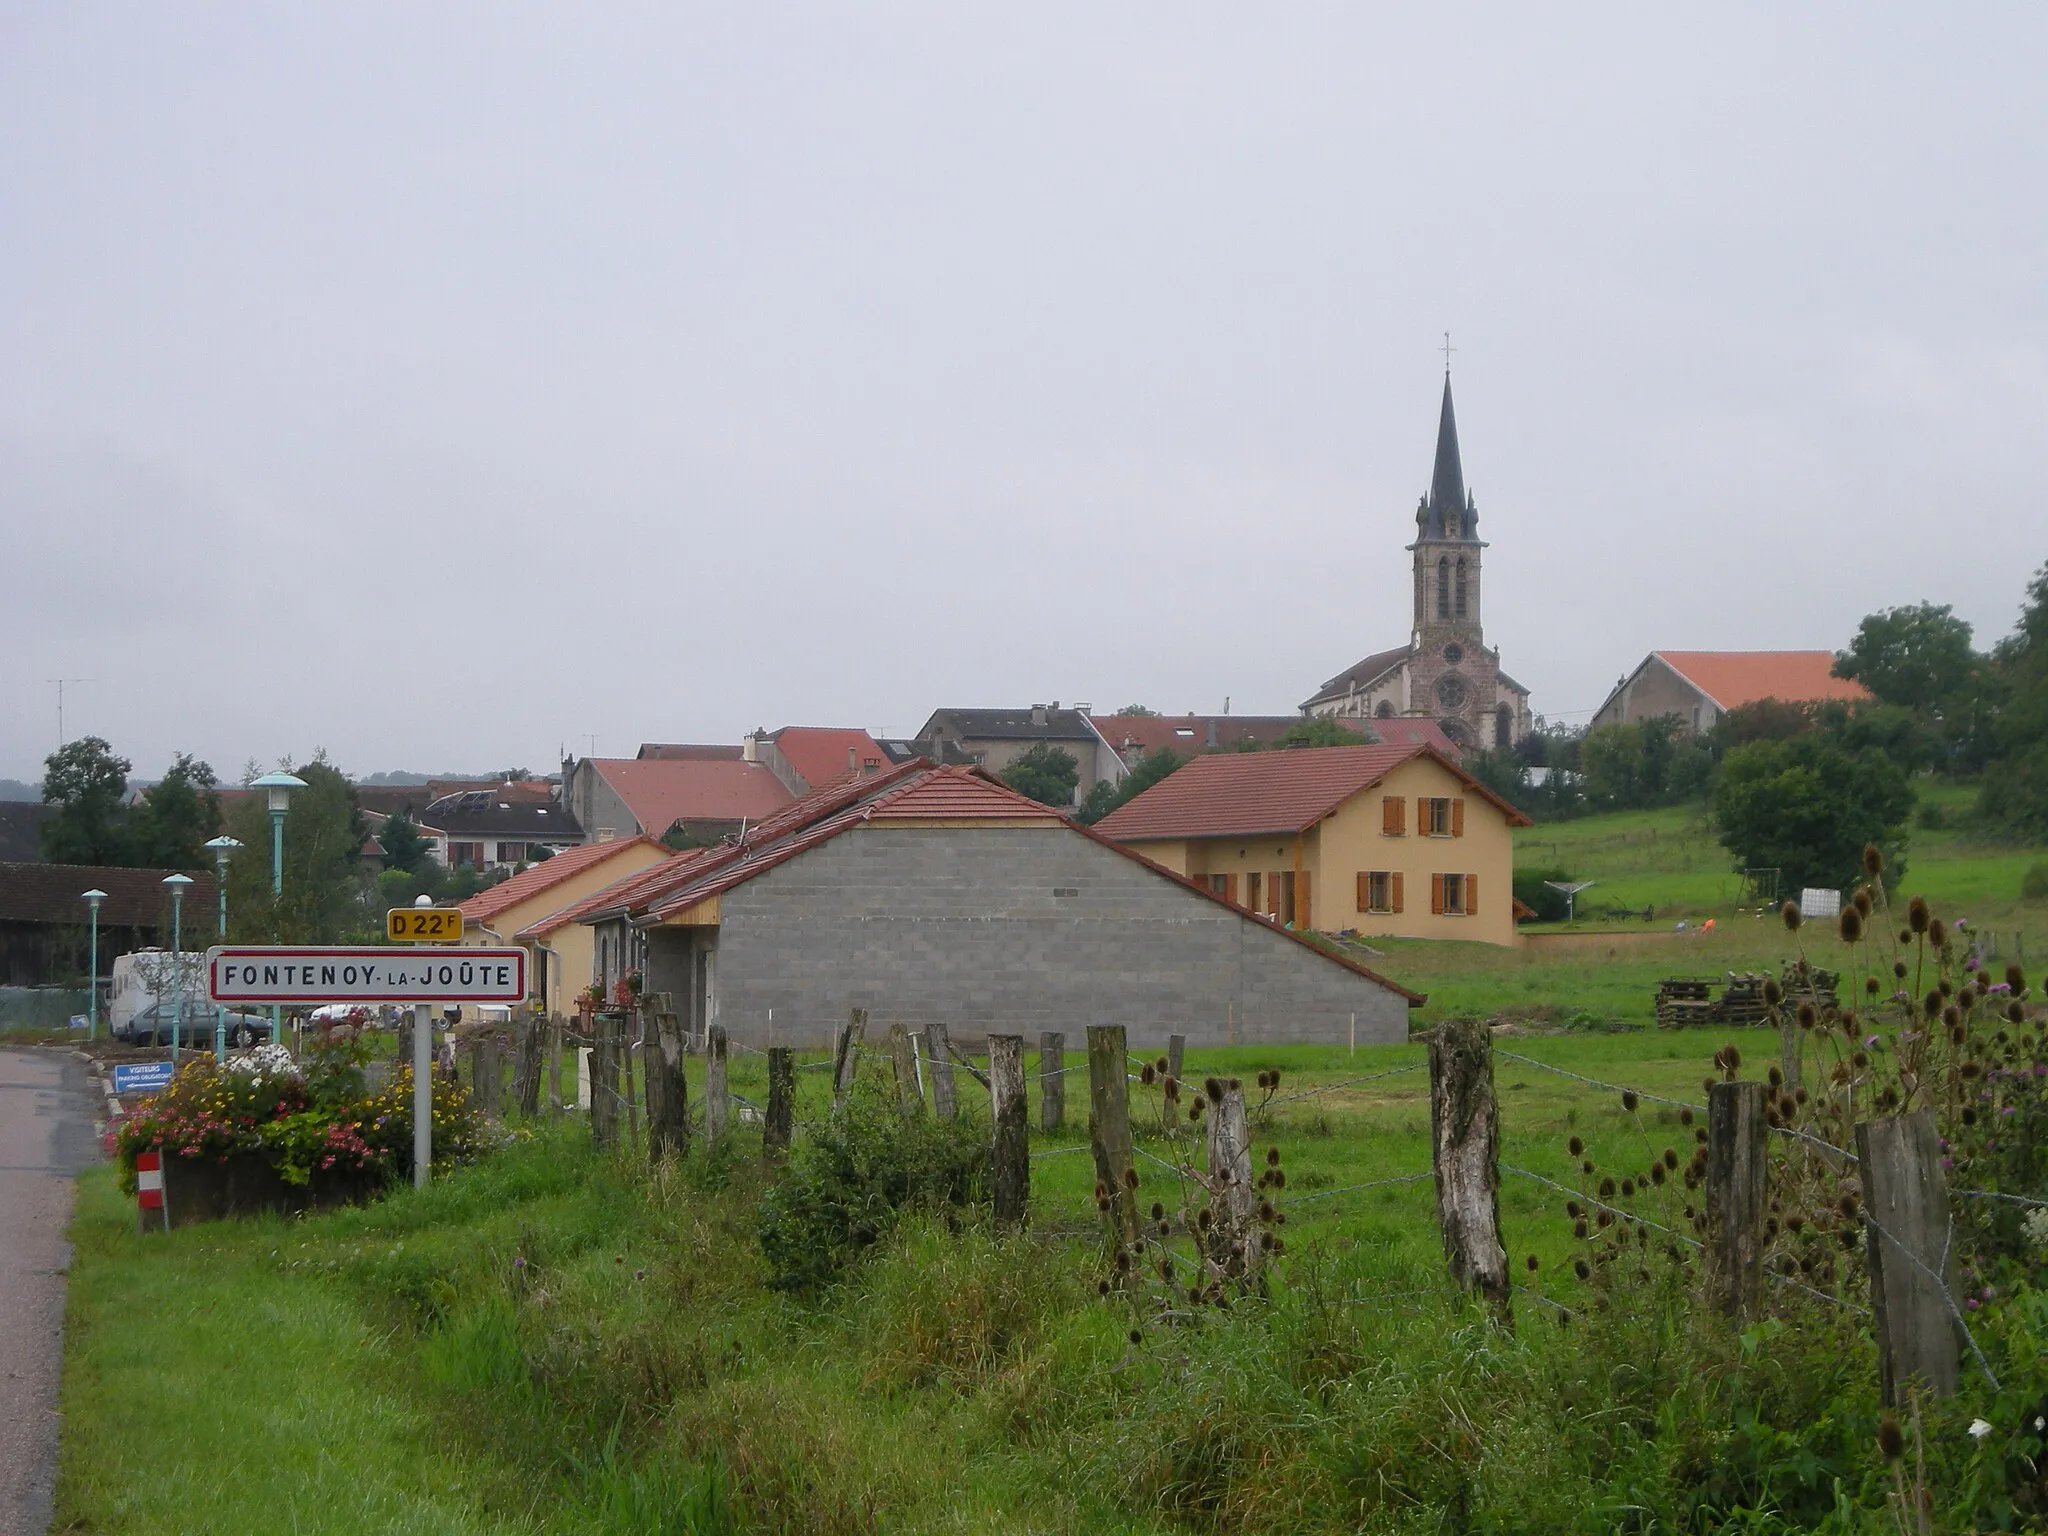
[497,842,526,864]
[1375,699,1395,718]
[1206,874,1229,898]
[1272,871,1295,925]
[1245,872,1262,912]
[1357,870,1404,914]
[1454,557,1468,618]
[1436,557,1450,618]
[447,842,484,868]
[1430,873,1480,916]
[1420,797,1465,837]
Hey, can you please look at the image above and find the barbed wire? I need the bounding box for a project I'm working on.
[1764,1267,1870,1317]
[1954,1186,2048,1209]
[1282,1172,1434,1207]
[1494,1051,1706,1115]
[1767,1121,1860,1162]
[1029,1144,1090,1161]
[1862,1206,1999,1392]
[1501,1164,1699,1246]
[1266,1062,1426,1107]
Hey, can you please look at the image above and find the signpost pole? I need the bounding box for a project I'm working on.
[413,999,432,1189]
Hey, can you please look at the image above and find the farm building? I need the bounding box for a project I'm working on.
[1590,651,1871,735]
[559,761,1419,1049]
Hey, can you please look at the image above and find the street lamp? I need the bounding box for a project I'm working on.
[251,772,306,1053]
[204,835,243,1061]
[81,889,107,1041]
[163,873,193,1064]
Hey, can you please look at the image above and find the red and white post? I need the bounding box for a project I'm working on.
[134,1149,169,1234]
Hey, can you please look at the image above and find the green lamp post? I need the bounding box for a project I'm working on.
[250,772,306,1052]
[81,888,107,1041]
[204,835,243,1060]
[162,873,193,1063]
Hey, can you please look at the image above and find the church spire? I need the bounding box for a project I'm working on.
[1427,371,1466,536]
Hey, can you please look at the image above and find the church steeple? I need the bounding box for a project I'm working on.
[1427,373,1466,536]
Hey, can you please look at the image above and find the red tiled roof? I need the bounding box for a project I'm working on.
[636,744,745,761]
[516,849,712,939]
[769,727,889,790]
[1095,743,1531,842]
[589,758,793,835]
[1653,651,1871,713]
[1365,718,1463,758]
[459,836,659,926]
[0,863,217,927]
[863,768,1065,822]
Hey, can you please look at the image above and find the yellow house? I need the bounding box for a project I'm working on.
[1094,743,1529,947]
[456,837,670,1015]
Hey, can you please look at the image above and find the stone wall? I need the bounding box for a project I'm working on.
[688,824,1414,1051]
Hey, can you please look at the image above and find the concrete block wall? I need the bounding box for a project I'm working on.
[707,824,1414,1051]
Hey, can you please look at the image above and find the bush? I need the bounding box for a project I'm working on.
[1513,866,1577,923]
[756,1087,987,1292]
[2024,860,2048,901]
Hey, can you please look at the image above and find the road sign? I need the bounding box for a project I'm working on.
[386,907,465,944]
[113,1061,176,1094]
[203,946,527,1005]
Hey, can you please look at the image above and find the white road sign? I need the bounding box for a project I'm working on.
[204,946,527,1005]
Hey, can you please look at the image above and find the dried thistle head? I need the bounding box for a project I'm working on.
[1763,978,1785,1007]
[1140,1063,1156,1085]
[1929,917,1948,948]
[1908,897,1931,935]
[1852,887,1874,916]
[1925,991,1943,1019]
[2006,963,2027,991]
[1265,1146,1280,1166]
[1622,1090,1640,1112]
[1866,976,1881,996]
[1877,1415,1905,1460]
[1863,844,1885,876]
[1568,1135,1585,1156]
[1782,901,1803,932]
[1798,1002,1818,1030]
[1839,908,1864,943]
[1204,1077,1223,1104]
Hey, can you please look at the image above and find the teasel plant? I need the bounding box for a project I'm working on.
[1095,1060,1292,1344]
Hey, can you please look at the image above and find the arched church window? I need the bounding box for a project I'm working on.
[1495,704,1512,748]
[1454,558,1468,619]
[1375,699,1395,718]
[1436,557,1450,619]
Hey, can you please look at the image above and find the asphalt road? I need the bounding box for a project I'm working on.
[0,1050,98,1536]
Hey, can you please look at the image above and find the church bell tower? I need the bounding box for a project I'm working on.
[1406,371,1491,744]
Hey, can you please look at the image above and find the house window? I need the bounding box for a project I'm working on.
[1442,873,1465,914]
[1358,871,1404,914]
[1206,874,1229,898]
[448,842,484,868]
[1421,797,1465,837]
[1430,873,1480,916]
[497,842,526,864]
[1426,798,1451,836]
[1245,872,1262,913]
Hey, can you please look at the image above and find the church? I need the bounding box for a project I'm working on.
[1300,373,1532,750]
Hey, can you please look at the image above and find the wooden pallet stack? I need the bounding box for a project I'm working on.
[1655,978,1718,1029]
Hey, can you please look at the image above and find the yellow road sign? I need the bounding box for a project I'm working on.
[386,907,465,944]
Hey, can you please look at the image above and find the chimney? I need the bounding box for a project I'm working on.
[1206,721,1218,749]
[1031,703,1048,726]
[847,745,857,773]
[742,731,761,764]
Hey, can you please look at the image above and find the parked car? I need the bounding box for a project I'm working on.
[120,1002,274,1048]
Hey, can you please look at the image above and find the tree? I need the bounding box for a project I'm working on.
[1980,562,2048,836]
[998,744,1079,807]
[222,756,371,943]
[376,811,430,877]
[40,737,131,864]
[123,754,221,869]
[1714,698,1816,750]
[1113,705,1160,717]
[1713,736,1913,894]
[1835,603,1980,715]
[1077,747,1185,825]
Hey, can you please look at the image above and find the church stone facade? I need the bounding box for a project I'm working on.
[1300,375,1532,750]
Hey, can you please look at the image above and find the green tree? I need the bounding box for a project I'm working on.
[123,754,221,869]
[1713,736,1913,893]
[1834,602,1980,715]
[1077,747,1185,825]
[998,743,1079,807]
[1980,562,2048,836]
[1578,724,1646,810]
[1112,704,1160,717]
[40,737,131,864]
[376,811,431,876]
[1277,717,1363,749]
[223,756,371,942]
[1714,698,1816,750]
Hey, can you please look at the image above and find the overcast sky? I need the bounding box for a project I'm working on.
[3,5,2044,784]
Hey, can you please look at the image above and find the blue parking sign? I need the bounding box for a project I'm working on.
[112,1062,176,1094]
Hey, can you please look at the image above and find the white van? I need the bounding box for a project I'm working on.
[108,949,207,1042]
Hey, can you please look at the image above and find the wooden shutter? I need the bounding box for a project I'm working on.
[1356,872,1370,912]
[1297,871,1310,930]
[1382,795,1404,835]
[1466,874,1478,916]
[1391,872,1405,914]
[1269,872,1284,917]
[1431,873,1445,915]
[1224,873,1238,906]
[1417,797,1429,836]
[1451,798,1465,837]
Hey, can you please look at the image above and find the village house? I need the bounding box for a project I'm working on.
[412,781,585,871]
[1589,651,1872,735]
[454,836,668,1016]
[914,705,1125,806]
[560,750,792,846]
[560,760,1419,1049]
[1093,743,1528,948]
[0,862,216,988]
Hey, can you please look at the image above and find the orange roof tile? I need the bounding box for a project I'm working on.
[769,727,890,789]
[458,836,660,926]
[516,849,712,939]
[1652,651,1870,712]
[588,757,793,835]
[1095,743,1530,842]
[863,767,1065,821]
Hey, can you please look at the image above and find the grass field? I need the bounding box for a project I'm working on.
[58,1028,1942,1535]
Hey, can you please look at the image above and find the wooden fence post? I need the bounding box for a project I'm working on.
[1164,1032,1185,1127]
[647,999,689,1161]
[623,1011,641,1150]
[1705,1079,1768,1319]
[833,1008,867,1111]
[706,1024,730,1142]
[547,1015,564,1113]
[1206,1081,1258,1281]
[1086,1025,1139,1243]
[476,1035,502,1116]
[989,1034,1029,1226]
[887,1024,922,1113]
[515,1015,543,1116]
[590,1014,619,1151]
[926,1022,958,1121]
[1428,1018,1509,1311]
[764,1047,794,1157]
[1857,1109,1961,1404]
[1039,1031,1065,1133]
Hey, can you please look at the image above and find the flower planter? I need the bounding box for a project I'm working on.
[153,1151,389,1229]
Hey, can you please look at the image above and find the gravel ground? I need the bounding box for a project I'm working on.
[0,1049,98,1536]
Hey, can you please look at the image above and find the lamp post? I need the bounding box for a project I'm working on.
[251,772,306,1052]
[81,889,107,1041]
[163,874,193,1063]
[204,836,243,1061]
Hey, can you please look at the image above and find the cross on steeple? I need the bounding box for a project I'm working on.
[1440,331,1456,373]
